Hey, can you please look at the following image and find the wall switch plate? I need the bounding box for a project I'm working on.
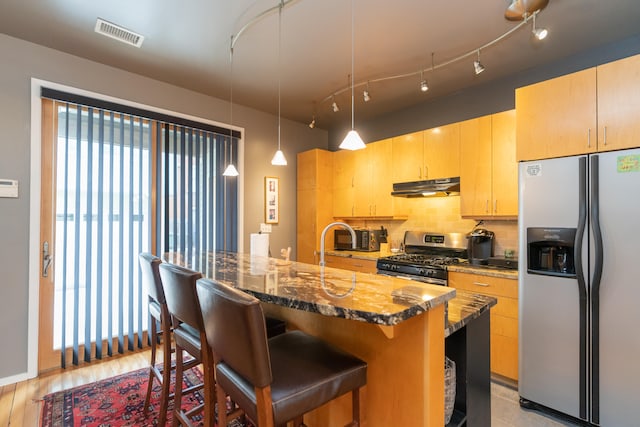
[0,179,18,198]
[260,223,272,233]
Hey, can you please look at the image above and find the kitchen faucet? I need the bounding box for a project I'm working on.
[319,221,356,267]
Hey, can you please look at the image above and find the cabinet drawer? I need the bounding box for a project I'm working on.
[324,255,377,274]
[448,271,518,299]
[490,296,518,319]
[491,313,518,339]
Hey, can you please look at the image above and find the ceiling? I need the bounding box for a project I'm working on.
[2,0,640,131]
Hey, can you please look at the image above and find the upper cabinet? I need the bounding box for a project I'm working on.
[392,124,460,183]
[333,139,400,219]
[460,110,517,219]
[516,53,640,161]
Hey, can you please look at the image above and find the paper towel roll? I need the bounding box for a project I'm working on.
[250,233,270,257]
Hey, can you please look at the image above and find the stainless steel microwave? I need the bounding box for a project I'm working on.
[334,229,382,252]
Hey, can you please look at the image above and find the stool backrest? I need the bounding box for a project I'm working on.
[159,263,204,331]
[196,278,272,388]
[139,253,165,304]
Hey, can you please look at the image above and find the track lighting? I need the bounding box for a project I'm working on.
[271,0,287,166]
[531,12,548,40]
[363,89,370,102]
[332,98,339,112]
[473,50,485,75]
[339,0,365,151]
[309,116,315,128]
[420,71,429,92]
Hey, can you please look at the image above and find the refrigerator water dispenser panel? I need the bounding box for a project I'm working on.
[527,227,576,277]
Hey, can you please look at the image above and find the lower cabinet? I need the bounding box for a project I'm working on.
[448,271,519,381]
[323,255,377,274]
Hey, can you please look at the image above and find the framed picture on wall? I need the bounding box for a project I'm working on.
[265,176,279,224]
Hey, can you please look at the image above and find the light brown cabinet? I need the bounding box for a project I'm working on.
[448,271,519,381]
[332,149,356,218]
[460,110,517,218]
[516,53,640,161]
[297,149,334,264]
[323,254,377,274]
[353,138,394,217]
[392,124,460,183]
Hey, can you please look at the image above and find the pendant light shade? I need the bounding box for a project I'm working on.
[271,149,287,165]
[271,1,288,166]
[223,163,239,177]
[339,129,366,150]
[340,0,365,151]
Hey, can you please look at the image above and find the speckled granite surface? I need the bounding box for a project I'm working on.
[324,249,381,260]
[163,251,495,332]
[447,263,518,279]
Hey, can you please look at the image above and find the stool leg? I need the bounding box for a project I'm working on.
[143,314,158,415]
[172,347,185,427]
[157,312,172,426]
[345,388,361,427]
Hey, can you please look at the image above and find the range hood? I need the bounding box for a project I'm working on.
[391,177,460,197]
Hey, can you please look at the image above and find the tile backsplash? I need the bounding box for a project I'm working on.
[349,196,519,258]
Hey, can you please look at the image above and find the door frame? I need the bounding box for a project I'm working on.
[27,78,245,379]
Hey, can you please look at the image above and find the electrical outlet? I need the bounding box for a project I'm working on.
[260,223,272,233]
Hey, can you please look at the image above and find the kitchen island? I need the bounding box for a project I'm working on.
[163,251,495,426]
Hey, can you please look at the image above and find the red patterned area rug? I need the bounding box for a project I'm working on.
[40,366,249,427]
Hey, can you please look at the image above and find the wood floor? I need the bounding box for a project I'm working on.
[0,349,151,427]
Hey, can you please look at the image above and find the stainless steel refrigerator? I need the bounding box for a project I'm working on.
[518,148,640,426]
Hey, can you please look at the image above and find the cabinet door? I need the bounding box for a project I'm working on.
[352,148,372,216]
[392,131,424,182]
[332,150,355,217]
[597,53,640,152]
[370,138,394,216]
[423,122,460,180]
[491,110,518,217]
[516,68,597,161]
[460,116,492,217]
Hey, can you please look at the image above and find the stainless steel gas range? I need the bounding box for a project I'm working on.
[376,231,467,286]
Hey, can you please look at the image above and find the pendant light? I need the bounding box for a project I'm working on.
[271,1,287,166]
[223,36,239,177]
[339,0,366,151]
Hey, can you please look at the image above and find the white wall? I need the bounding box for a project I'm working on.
[0,33,327,381]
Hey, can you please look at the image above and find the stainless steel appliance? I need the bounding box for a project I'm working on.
[518,149,640,426]
[376,231,467,285]
[334,228,382,252]
[390,176,460,198]
[466,228,495,265]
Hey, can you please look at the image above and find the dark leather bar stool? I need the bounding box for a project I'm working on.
[138,252,173,426]
[195,278,367,427]
[159,263,215,427]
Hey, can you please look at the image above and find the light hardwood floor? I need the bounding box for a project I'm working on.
[0,349,151,427]
[2,349,581,427]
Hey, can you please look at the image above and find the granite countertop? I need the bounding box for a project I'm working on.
[324,249,382,261]
[163,251,456,326]
[447,263,518,279]
[445,291,497,337]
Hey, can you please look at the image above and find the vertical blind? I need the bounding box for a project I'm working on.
[47,92,238,367]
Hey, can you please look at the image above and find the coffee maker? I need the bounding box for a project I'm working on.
[467,228,495,265]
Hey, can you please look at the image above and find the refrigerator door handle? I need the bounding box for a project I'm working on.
[590,155,603,425]
[575,157,588,420]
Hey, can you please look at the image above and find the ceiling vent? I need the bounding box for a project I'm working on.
[94,18,144,48]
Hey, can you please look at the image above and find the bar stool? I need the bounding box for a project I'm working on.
[195,278,368,427]
[138,252,173,426]
[159,263,215,427]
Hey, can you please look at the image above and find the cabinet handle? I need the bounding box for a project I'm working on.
[473,281,490,287]
[353,263,363,267]
[486,200,489,214]
[418,166,422,179]
[603,126,607,146]
[494,200,498,214]
[587,128,591,147]
[424,165,429,179]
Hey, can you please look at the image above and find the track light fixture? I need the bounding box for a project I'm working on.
[420,70,429,92]
[363,87,371,102]
[531,12,548,40]
[309,116,315,128]
[332,97,339,112]
[339,0,365,151]
[473,50,485,75]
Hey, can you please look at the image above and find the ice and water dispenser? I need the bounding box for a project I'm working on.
[527,227,576,277]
